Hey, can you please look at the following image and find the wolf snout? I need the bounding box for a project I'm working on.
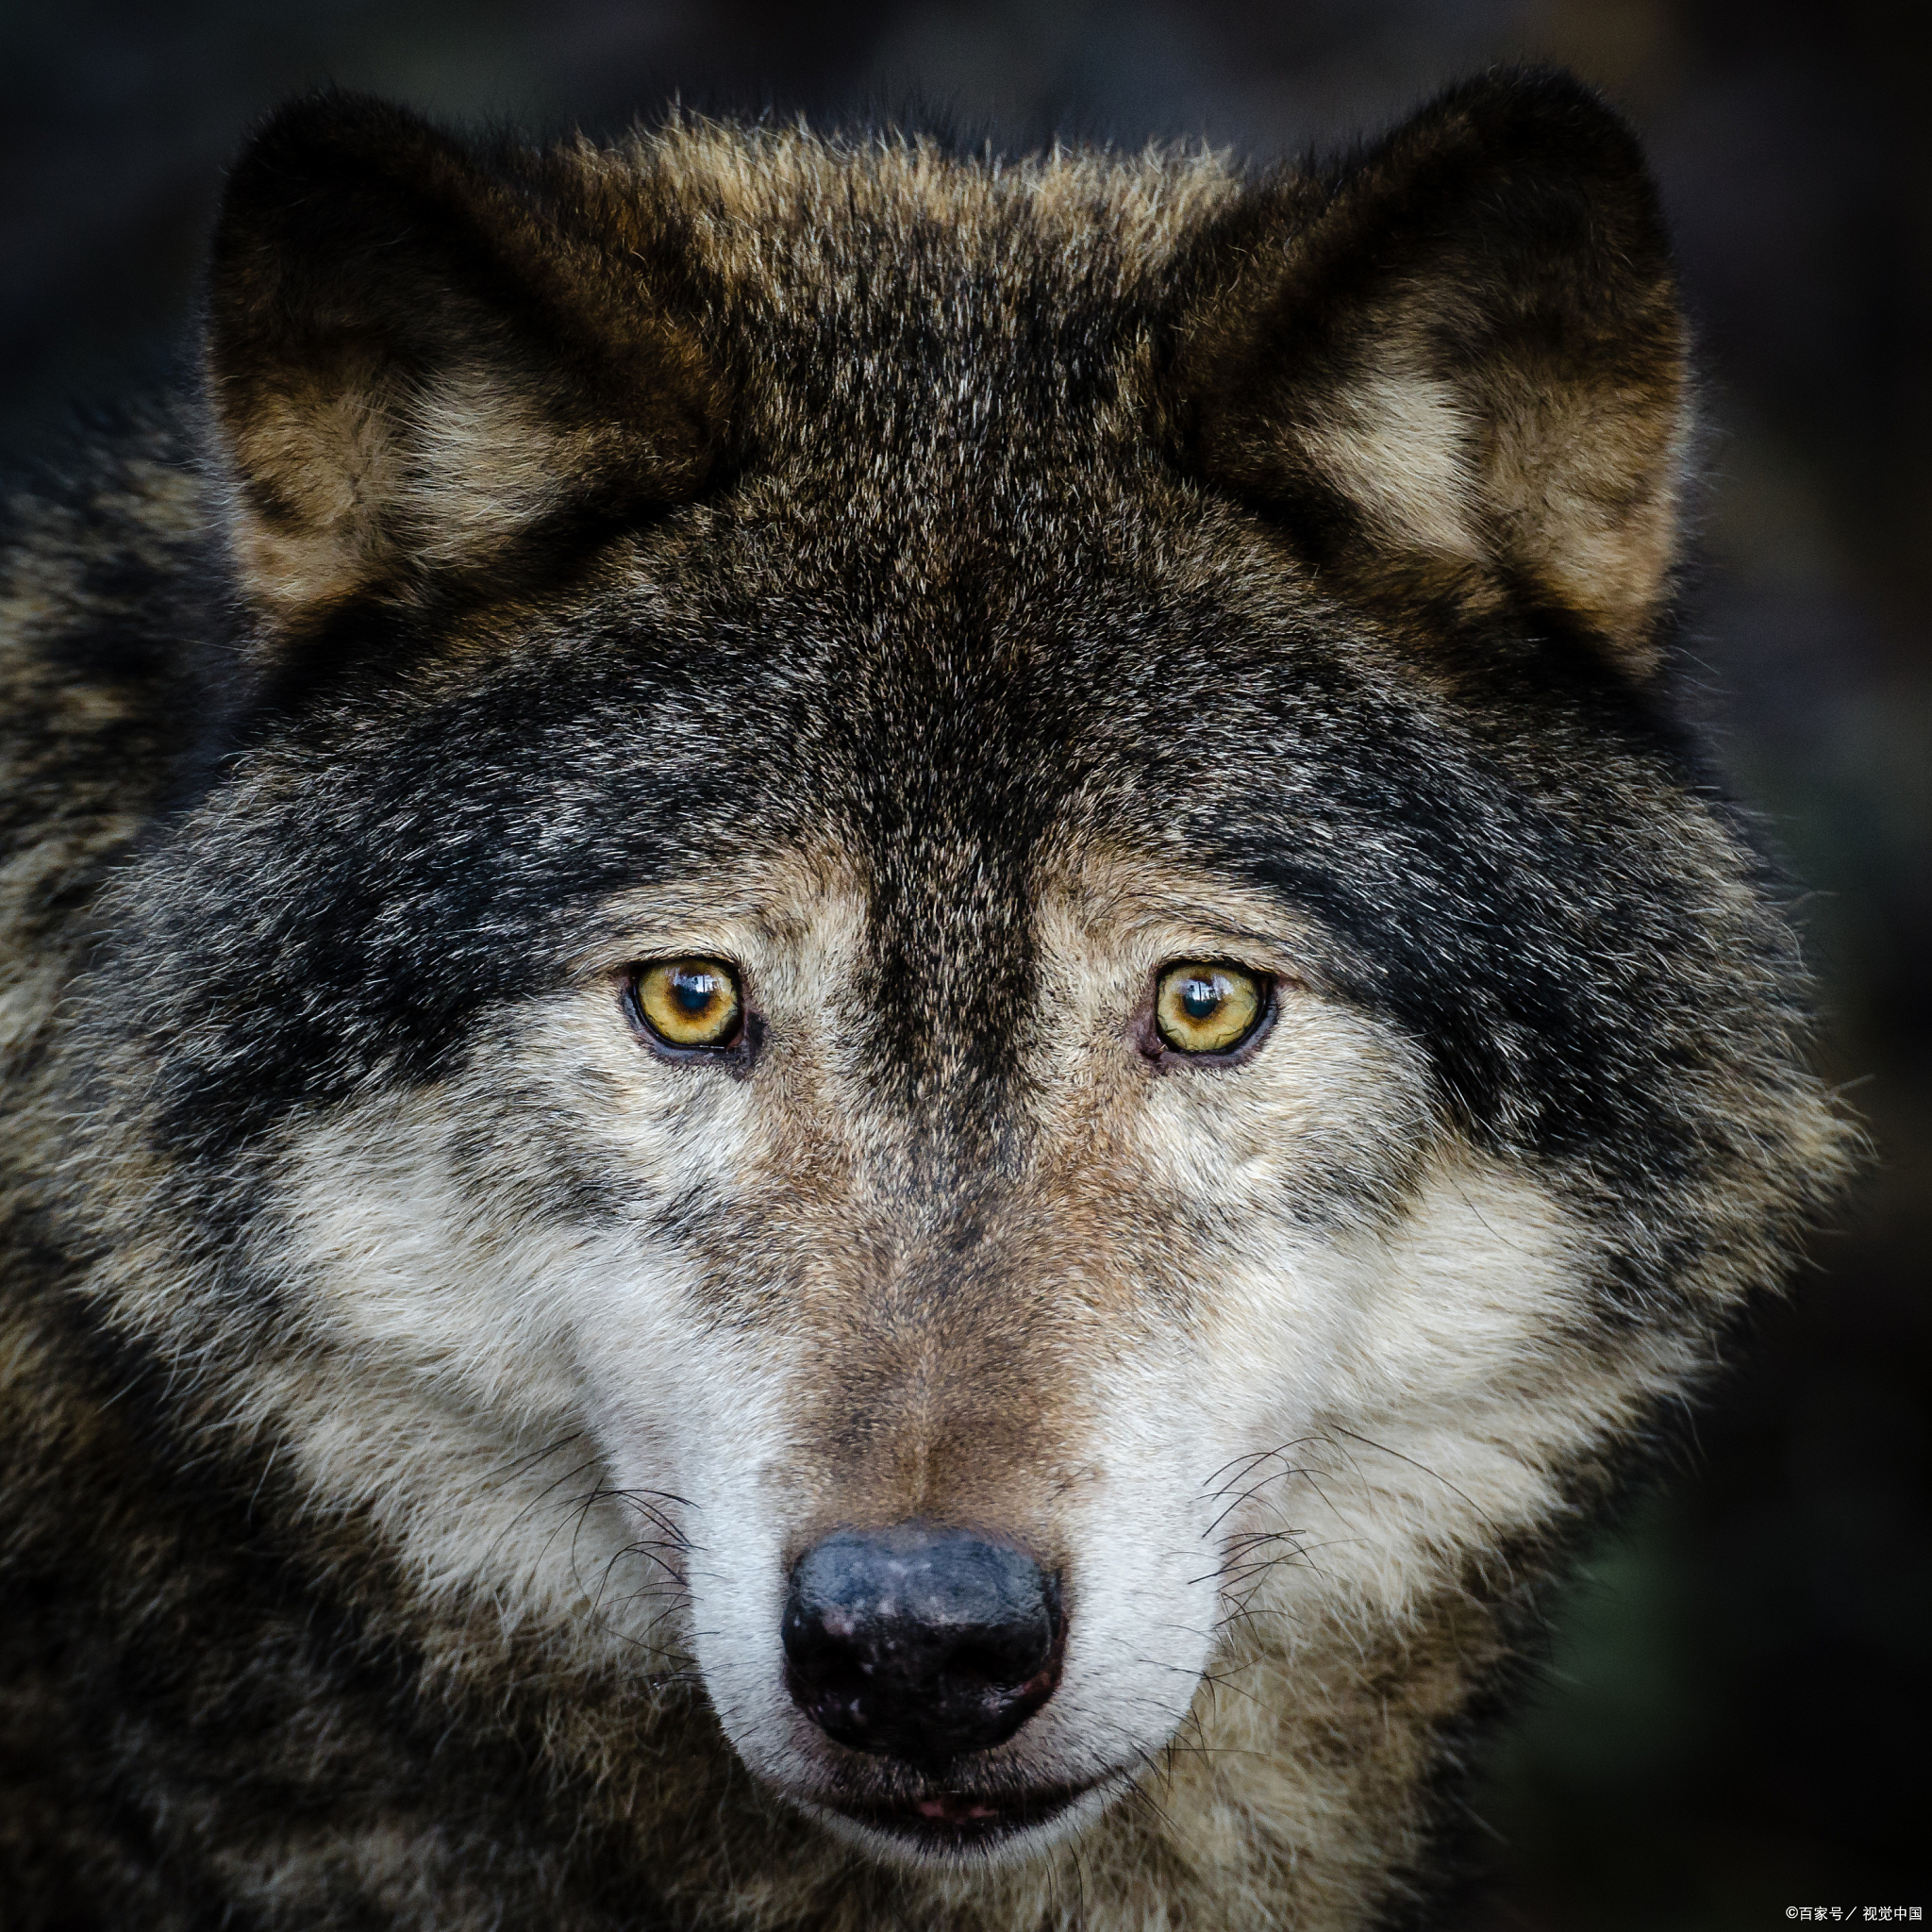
[781,1524,1065,1767]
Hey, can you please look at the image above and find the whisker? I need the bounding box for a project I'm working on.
[1327,1424,1505,1540]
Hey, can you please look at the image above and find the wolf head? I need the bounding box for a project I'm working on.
[75,72,1840,1894]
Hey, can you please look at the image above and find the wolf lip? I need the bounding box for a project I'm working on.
[828,1780,1093,1848]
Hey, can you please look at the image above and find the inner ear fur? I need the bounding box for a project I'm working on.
[206,94,727,636]
[1179,69,1690,676]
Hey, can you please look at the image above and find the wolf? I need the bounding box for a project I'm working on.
[0,66,1849,1931]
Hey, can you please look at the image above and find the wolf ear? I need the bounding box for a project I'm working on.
[1180,71,1689,675]
[206,95,725,636]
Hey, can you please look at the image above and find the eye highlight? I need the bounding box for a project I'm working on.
[631,958,743,1051]
[1154,961,1266,1057]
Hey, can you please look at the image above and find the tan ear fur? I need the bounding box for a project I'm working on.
[206,96,727,637]
[1181,70,1690,675]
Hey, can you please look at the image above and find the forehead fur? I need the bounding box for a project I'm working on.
[602,122,1243,508]
[625,116,1242,273]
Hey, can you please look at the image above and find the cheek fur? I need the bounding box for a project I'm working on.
[1125,991,1435,1225]
[1189,1150,1687,1637]
[258,1086,703,1661]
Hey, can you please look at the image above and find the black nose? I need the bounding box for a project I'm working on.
[781,1524,1064,1766]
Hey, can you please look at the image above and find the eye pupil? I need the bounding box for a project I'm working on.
[672,972,715,1014]
[1180,979,1221,1021]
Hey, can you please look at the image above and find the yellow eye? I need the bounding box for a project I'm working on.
[1154,961,1265,1056]
[633,958,742,1050]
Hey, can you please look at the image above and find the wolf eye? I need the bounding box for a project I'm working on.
[1154,962,1265,1056]
[632,958,742,1051]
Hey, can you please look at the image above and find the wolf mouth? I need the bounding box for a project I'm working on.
[824,1778,1100,1853]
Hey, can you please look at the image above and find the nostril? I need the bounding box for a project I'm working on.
[781,1523,1064,1768]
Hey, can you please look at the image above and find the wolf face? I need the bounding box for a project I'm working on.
[6,70,1848,1928]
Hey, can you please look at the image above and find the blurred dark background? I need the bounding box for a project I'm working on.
[3,2,1924,1924]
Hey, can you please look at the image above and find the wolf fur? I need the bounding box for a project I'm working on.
[0,70,1849,1930]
